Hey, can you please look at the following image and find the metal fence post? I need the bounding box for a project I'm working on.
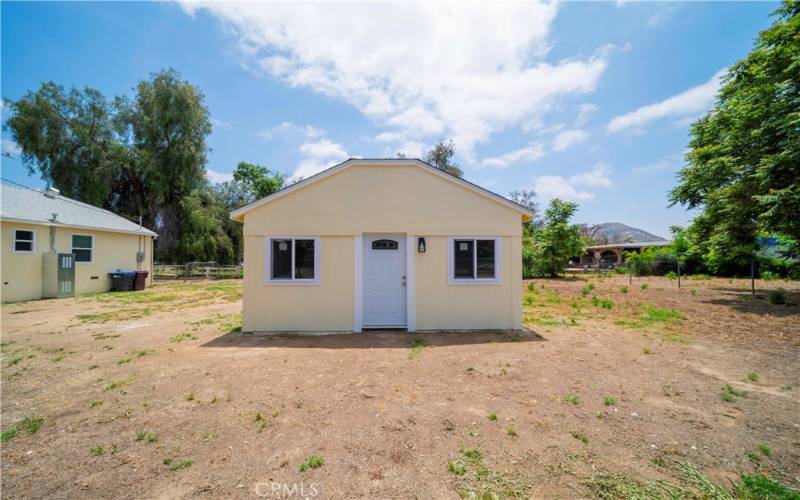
[677,260,681,289]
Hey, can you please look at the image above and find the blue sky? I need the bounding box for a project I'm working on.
[1,1,778,237]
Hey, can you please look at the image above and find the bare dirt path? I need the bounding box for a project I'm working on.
[1,277,798,498]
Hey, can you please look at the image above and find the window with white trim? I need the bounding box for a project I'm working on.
[71,234,94,263]
[13,229,35,253]
[449,237,501,283]
[266,237,320,284]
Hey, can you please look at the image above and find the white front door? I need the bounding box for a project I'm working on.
[363,234,407,328]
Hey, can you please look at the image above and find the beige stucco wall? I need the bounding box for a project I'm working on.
[242,235,354,332]
[240,163,524,332]
[1,221,154,302]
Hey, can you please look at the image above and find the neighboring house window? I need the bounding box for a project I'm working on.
[13,229,35,253]
[71,234,94,263]
[449,237,501,284]
[266,237,320,284]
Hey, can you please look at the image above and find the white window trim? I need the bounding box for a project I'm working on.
[71,233,94,264]
[447,236,502,285]
[264,236,321,286]
[12,228,36,254]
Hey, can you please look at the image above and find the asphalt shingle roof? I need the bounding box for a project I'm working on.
[1,181,157,237]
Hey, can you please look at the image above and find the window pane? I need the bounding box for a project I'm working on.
[15,230,33,242]
[15,241,33,252]
[371,239,398,250]
[294,239,315,279]
[72,235,92,249]
[74,249,92,262]
[476,240,495,278]
[453,239,474,279]
[271,239,292,279]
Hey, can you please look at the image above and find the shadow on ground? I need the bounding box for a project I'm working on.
[702,289,800,317]
[202,328,545,349]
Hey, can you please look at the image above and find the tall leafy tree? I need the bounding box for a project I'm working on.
[232,161,286,202]
[114,69,212,260]
[529,199,584,277]
[670,1,800,271]
[423,139,463,177]
[4,83,120,206]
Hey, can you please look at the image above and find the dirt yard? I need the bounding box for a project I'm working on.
[1,276,798,499]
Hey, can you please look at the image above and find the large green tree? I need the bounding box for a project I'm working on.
[5,69,219,263]
[5,83,120,206]
[529,199,584,277]
[670,1,800,272]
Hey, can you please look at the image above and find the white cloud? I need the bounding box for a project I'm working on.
[480,143,545,168]
[569,162,612,188]
[210,117,233,130]
[181,2,613,158]
[551,129,589,151]
[2,139,21,157]
[373,131,406,144]
[206,168,233,184]
[575,103,598,126]
[532,163,612,202]
[293,139,350,180]
[259,121,324,140]
[646,4,679,27]
[533,175,595,202]
[607,69,725,134]
[631,153,682,174]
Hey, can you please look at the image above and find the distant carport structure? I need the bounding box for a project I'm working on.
[581,241,671,269]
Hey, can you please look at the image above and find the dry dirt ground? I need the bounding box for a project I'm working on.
[1,276,798,499]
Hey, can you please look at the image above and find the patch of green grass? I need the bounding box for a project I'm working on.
[720,384,749,402]
[603,396,616,406]
[570,430,589,444]
[642,347,652,354]
[487,412,497,421]
[136,430,158,443]
[746,372,759,382]
[409,337,430,359]
[118,357,131,365]
[449,446,529,499]
[734,473,800,499]
[580,284,595,297]
[91,446,104,456]
[184,393,195,402]
[19,416,43,434]
[169,459,194,471]
[162,457,173,465]
[746,451,761,463]
[592,296,614,309]
[523,294,535,306]
[170,332,199,343]
[90,400,104,408]
[1,429,18,442]
[563,394,579,405]
[506,426,518,437]
[780,384,793,391]
[76,308,152,324]
[526,282,537,292]
[640,283,649,290]
[620,286,629,294]
[299,454,325,472]
[641,306,684,323]
[104,380,129,391]
[758,444,771,457]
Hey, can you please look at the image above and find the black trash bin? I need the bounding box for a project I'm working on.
[109,271,136,292]
[133,270,149,291]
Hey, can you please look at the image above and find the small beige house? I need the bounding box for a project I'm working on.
[1,182,157,302]
[231,159,534,333]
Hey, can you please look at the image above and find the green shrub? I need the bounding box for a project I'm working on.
[299,454,325,472]
[769,288,787,305]
[665,271,677,280]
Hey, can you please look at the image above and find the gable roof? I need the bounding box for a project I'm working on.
[230,158,536,222]
[1,181,157,237]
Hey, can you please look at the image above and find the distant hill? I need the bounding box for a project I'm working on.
[581,222,667,245]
